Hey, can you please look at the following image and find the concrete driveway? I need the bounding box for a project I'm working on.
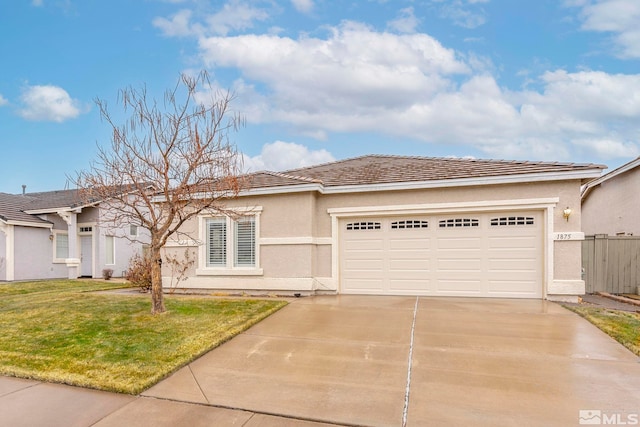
[143,296,640,427]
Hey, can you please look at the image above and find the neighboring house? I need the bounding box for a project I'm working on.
[581,156,640,236]
[0,188,148,281]
[162,154,605,302]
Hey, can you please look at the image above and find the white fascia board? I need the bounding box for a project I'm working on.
[235,184,323,197]
[581,157,640,199]
[23,206,84,215]
[229,169,602,198]
[154,169,603,201]
[322,170,604,194]
[5,220,53,229]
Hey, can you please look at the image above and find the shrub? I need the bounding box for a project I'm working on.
[125,253,152,292]
[102,268,114,280]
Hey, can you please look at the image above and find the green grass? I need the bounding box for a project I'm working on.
[0,280,287,394]
[564,305,640,356]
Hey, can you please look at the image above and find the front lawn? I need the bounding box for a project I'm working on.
[564,305,640,356]
[0,280,287,394]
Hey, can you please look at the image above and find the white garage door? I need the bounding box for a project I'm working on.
[340,211,543,298]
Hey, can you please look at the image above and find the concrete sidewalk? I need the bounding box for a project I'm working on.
[2,296,639,426]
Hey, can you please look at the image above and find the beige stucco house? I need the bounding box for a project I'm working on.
[581,156,640,236]
[162,155,605,302]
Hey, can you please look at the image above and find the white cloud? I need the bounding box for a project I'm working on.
[199,21,469,120]
[291,0,314,14]
[242,141,335,172]
[433,0,488,29]
[205,0,269,36]
[573,0,640,58]
[193,18,640,161]
[18,85,83,122]
[32,0,43,6]
[153,1,270,37]
[153,9,196,37]
[387,7,420,33]
[0,94,8,106]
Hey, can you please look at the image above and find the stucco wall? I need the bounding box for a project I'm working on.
[582,169,640,236]
[96,207,150,278]
[14,226,67,280]
[0,227,6,281]
[164,179,585,298]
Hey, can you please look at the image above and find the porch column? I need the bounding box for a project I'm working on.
[58,210,81,279]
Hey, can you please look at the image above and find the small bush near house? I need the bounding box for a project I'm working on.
[125,253,152,292]
[102,268,113,280]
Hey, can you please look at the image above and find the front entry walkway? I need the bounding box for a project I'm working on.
[144,296,640,426]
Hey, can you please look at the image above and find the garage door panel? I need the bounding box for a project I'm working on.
[437,259,482,271]
[340,212,542,298]
[389,259,430,270]
[389,238,430,250]
[488,236,537,249]
[488,280,537,294]
[437,237,482,249]
[342,279,384,292]
[488,259,537,269]
[437,279,482,293]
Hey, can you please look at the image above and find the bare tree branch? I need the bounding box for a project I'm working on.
[75,71,244,314]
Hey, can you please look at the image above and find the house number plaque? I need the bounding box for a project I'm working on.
[553,232,585,241]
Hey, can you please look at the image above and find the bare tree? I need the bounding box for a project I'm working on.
[76,71,244,314]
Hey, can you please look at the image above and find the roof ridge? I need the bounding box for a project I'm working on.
[262,170,324,184]
[283,153,606,172]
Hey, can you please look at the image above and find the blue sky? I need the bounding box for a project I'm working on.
[1,0,639,193]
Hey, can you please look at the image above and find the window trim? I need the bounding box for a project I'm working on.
[105,235,116,266]
[197,208,263,276]
[52,231,69,263]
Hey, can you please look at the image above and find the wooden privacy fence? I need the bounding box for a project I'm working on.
[582,235,640,294]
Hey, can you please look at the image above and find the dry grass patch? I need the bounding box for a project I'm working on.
[564,305,640,356]
[0,280,286,394]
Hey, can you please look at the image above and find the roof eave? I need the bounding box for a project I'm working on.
[581,157,640,200]
[228,168,606,196]
[5,219,53,229]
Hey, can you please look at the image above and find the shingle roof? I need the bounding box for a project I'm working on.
[0,193,51,225]
[0,188,88,226]
[21,189,83,211]
[195,155,595,194]
[245,154,606,189]
[243,171,323,188]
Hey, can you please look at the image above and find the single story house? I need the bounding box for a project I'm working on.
[162,155,605,302]
[581,156,640,236]
[0,188,148,281]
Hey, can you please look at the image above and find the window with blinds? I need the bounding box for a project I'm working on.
[206,216,257,268]
[55,233,69,259]
[206,218,227,267]
[235,217,256,267]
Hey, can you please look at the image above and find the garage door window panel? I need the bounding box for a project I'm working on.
[490,216,535,226]
[439,218,479,228]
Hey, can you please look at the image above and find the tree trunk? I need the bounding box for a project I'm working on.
[150,245,166,314]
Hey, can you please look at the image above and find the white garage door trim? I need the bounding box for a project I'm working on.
[329,198,558,299]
